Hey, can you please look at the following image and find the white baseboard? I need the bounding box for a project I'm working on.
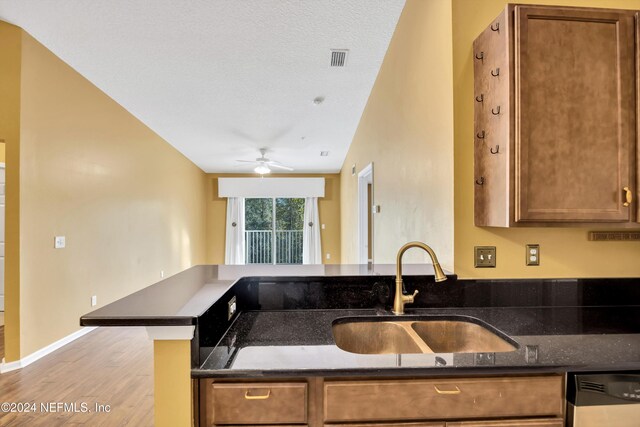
[0,326,97,373]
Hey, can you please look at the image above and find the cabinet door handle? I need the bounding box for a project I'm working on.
[244,389,271,400]
[434,385,461,395]
[623,187,633,207]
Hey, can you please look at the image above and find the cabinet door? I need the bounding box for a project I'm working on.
[515,6,635,222]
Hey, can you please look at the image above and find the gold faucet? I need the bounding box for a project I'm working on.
[393,241,447,315]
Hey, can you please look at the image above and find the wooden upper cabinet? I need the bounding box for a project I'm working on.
[474,5,638,226]
[516,6,635,222]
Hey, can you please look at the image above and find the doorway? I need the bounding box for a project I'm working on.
[358,163,374,264]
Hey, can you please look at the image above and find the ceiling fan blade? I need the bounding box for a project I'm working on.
[269,163,294,171]
[235,160,258,163]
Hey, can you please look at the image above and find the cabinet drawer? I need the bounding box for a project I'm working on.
[212,382,307,425]
[326,423,444,427]
[447,419,563,427]
[323,376,563,422]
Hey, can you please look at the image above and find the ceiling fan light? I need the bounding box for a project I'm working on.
[254,165,271,175]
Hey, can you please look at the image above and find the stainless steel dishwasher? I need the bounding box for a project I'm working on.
[567,373,640,427]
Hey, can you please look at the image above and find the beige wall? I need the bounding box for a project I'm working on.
[340,0,454,269]
[4,29,208,360]
[0,21,22,362]
[206,173,341,264]
[452,0,640,278]
[0,143,5,163]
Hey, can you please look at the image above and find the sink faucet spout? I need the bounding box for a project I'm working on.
[393,241,447,315]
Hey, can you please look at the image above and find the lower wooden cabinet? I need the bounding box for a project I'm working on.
[199,375,564,427]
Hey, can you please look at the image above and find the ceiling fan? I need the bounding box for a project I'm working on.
[236,148,294,175]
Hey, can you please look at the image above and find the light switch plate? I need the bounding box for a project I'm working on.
[526,244,540,266]
[474,246,496,268]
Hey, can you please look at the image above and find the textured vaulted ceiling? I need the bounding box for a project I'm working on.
[0,0,405,173]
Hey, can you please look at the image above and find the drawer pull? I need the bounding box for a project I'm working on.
[244,389,271,400]
[434,385,461,395]
[623,187,633,207]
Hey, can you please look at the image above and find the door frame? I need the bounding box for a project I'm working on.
[357,163,374,264]
[0,162,5,312]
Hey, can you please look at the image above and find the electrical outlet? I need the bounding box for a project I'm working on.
[526,244,540,266]
[91,295,97,307]
[526,345,539,364]
[321,224,326,230]
[326,253,331,260]
[474,246,496,268]
[227,296,237,321]
[160,270,165,278]
[54,236,66,249]
[474,352,495,366]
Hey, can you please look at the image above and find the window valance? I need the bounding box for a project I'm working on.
[218,177,325,198]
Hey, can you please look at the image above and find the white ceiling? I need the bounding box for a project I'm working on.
[0,0,405,173]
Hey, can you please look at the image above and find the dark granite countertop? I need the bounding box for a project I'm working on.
[80,264,450,326]
[194,306,640,378]
[79,264,640,379]
[191,276,640,377]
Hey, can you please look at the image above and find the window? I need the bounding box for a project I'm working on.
[245,198,304,264]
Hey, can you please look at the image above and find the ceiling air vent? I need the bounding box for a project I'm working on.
[330,49,349,67]
[579,380,606,394]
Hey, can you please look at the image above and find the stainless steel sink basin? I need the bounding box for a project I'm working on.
[411,320,517,353]
[332,321,429,354]
[332,316,517,355]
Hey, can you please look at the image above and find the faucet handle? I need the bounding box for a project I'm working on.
[403,289,419,303]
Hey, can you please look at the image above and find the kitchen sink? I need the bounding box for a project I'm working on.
[332,315,518,355]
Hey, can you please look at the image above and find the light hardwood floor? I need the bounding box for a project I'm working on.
[0,327,153,426]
